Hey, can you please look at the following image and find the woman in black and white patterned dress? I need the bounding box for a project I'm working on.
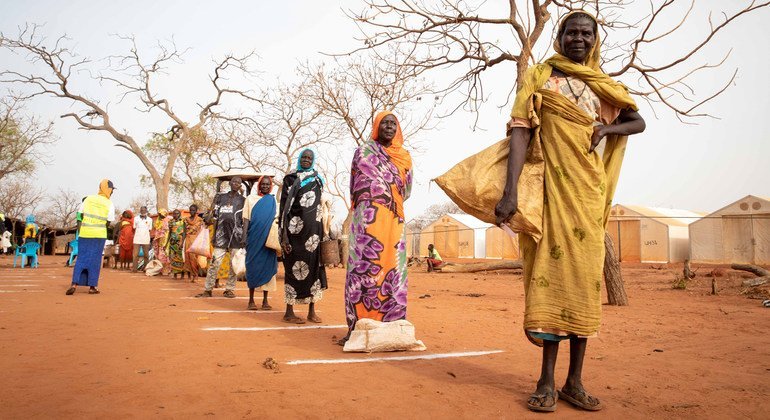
[279,149,328,324]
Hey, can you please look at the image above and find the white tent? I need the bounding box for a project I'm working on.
[419,213,490,258]
[485,226,520,260]
[690,195,770,264]
[608,204,703,263]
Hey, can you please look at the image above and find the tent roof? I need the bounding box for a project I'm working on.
[445,213,494,230]
[700,195,770,217]
[613,204,705,227]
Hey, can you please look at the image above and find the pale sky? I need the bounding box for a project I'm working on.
[2,0,768,222]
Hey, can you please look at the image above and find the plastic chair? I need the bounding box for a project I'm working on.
[13,242,41,268]
[67,239,79,266]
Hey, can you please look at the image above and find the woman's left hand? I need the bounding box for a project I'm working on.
[590,125,606,153]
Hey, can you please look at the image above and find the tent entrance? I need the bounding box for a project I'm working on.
[723,214,770,264]
[434,223,460,258]
[607,220,641,262]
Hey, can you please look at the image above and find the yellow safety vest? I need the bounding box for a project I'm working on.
[79,195,112,239]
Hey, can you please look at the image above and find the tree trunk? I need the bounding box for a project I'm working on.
[154,182,170,211]
[731,263,770,277]
[732,263,770,287]
[439,260,522,273]
[603,232,628,306]
[683,258,696,279]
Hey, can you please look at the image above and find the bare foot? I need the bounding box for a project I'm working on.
[282,315,305,324]
[260,303,273,310]
[247,302,258,310]
[307,314,323,323]
[336,333,350,346]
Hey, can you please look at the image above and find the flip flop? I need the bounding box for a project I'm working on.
[283,316,305,324]
[558,389,602,411]
[260,304,273,310]
[247,304,259,311]
[65,287,76,295]
[88,289,100,294]
[527,391,558,412]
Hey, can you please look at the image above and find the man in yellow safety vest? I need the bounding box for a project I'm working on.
[66,179,116,295]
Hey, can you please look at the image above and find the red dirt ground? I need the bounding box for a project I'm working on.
[1,255,768,419]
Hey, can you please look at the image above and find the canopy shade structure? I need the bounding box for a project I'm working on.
[210,170,274,196]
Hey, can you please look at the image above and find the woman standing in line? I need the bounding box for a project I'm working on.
[116,210,134,270]
[341,111,412,345]
[152,208,171,275]
[279,149,327,324]
[243,176,278,310]
[167,209,186,278]
[184,204,204,282]
[495,12,646,412]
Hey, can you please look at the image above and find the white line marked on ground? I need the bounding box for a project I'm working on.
[202,325,346,332]
[0,290,44,293]
[179,297,250,300]
[1,284,41,287]
[185,310,283,313]
[285,350,505,366]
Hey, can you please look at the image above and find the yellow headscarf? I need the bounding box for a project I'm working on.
[371,111,412,174]
[98,179,115,199]
[511,11,637,121]
[154,208,168,230]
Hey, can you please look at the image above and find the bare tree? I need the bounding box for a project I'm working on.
[0,24,260,209]
[0,177,45,239]
[126,191,155,214]
[233,81,339,189]
[299,51,436,221]
[0,93,56,182]
[409,200,463,230]
[38,188,80,228]
[142,127,219,209]
[346,0,769,122]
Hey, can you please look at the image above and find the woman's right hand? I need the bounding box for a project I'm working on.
[494,190,518,225]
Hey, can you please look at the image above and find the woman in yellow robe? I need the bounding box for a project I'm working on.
[495,12,646,412]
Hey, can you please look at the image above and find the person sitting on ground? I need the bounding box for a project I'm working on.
[66,179,116,295]
[243,176,278,311]
[132,206,152,272]
[426,243,444,272]
[196,176,246,298]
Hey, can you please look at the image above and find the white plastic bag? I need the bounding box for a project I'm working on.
[231,248,247,279]
[343,319,427,353]
[144,259,163,277]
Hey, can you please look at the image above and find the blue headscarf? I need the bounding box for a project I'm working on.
[296,148,324,188]
[26,214,35,224]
